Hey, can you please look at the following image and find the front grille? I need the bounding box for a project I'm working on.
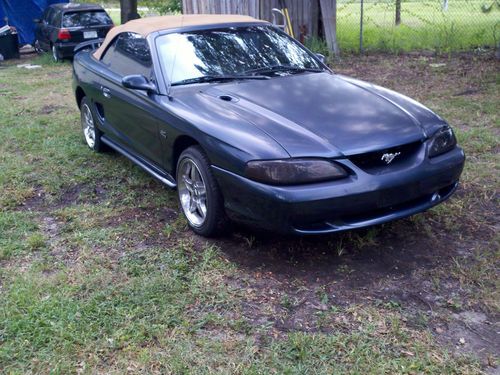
[348,141,422,171]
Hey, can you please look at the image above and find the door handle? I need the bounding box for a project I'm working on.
[102,87,111,98]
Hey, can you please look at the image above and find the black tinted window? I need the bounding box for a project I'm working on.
[62,11,112,27]
[101,33,152,78]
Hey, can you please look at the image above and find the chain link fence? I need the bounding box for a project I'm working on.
[336,0,499,53]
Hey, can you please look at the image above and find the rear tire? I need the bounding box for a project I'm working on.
[34,40,43,54]
[80,97,105,152]
[176,146,228,237]
[51,44,61,62]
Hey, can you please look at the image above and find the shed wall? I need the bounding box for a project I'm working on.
[181,0,320,40]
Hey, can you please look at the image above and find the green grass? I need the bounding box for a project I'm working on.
[0,257,480,373]
[1,243,232,373]
[0,212,43,260]
[0,54,497,373]
[323,0,499,52]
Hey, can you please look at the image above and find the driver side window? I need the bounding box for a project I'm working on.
[101,32,153,78]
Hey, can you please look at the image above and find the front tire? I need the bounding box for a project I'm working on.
[80,97,105,152]
[176,146,228,236]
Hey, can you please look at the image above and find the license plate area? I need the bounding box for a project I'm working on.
[377,184,421,208]
[83,31,98,39]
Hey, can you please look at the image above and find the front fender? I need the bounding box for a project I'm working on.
[158,91,290,176]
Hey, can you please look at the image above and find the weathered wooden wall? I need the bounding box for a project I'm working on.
[259,0,320,41]
[182,0,259,17]
[181,0,321,40]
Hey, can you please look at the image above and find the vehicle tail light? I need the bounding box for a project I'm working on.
[58,28,71,40]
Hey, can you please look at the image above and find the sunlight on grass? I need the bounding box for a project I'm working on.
[337,0,498,52]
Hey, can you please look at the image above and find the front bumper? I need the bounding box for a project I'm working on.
[212,146,465,234]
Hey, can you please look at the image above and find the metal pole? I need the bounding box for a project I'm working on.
[360,0,364,53]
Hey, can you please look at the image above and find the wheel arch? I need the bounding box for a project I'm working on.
[75,86,86,109]
[172,135,201,176]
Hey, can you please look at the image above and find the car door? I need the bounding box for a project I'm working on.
[97,32,164,167]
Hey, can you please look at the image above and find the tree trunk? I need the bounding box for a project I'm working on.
[120,0,138,24]
[395,0,401,25]
[319,0,339,57]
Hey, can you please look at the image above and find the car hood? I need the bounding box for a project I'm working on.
[199,72,443,157]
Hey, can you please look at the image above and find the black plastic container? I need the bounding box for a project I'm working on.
[0,33,20,60]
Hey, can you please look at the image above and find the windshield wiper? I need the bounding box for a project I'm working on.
[171,74,269,86]
[244,65,325,75]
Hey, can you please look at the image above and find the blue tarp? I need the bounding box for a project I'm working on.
[0,4,5,28]
[0,0,69,45]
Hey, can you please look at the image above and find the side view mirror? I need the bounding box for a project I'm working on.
[122,75,156,92]
[33,18,41,23]
[315,53,327,64]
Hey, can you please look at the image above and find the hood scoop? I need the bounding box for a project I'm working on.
[201,87,239,103]
[219,94,237,102]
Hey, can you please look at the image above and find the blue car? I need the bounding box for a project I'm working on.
[72,15,465,236]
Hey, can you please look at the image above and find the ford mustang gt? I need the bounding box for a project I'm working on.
[72,15,465,236]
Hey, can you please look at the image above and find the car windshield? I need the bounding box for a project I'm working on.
[62,11,112,28]
[156,26,324,85]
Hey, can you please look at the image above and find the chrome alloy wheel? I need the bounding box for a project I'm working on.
[178,158,207,227]
[82,104,96,148]
[52,45,59,62]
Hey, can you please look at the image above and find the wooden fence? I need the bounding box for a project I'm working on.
[181,0,260,18]
[181,0,321,41]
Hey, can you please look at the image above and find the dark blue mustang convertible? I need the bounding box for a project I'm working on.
[72,15,465,236]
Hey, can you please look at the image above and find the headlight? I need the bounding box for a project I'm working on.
[245,159,348,185]
[428,127,457,158]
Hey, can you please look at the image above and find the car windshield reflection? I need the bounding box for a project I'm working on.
[156,26,325,86]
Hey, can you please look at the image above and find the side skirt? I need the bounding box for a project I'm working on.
[101,135,177,188]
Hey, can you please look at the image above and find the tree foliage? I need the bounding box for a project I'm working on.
[140,0,182,14]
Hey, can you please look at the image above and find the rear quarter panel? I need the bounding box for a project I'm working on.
[73,52,103,108]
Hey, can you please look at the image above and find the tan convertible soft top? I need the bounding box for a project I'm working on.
[93,14,267,60]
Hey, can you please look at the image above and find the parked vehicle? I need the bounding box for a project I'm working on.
[34,3,113,62]
[72,15,465,237]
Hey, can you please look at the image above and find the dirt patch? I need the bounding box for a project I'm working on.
[38,104,64,115]
[14,183,109,212]
[56,182,111,208]
[334,53,498,102]
[19,186,46,211]
[103,206,178,229]
[209,214,499,366]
